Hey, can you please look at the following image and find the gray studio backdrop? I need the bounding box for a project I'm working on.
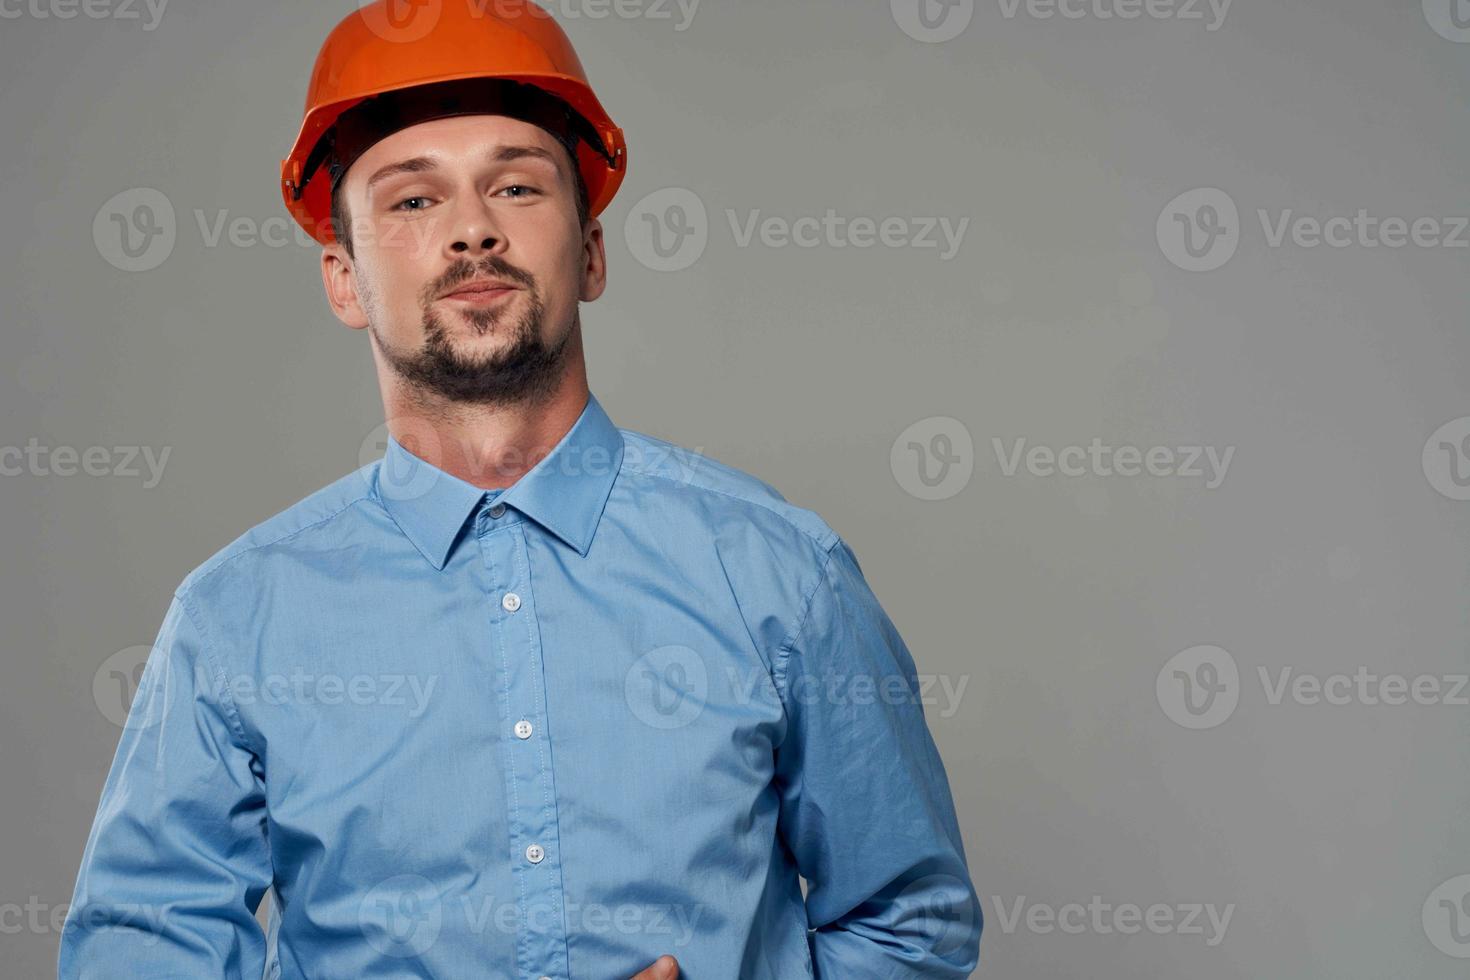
[3,0,1469,977]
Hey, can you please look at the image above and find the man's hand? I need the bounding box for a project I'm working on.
[630,954,679,978]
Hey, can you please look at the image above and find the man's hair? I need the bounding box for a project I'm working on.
[329,136,591,259]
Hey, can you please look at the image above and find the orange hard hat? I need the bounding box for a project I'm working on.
[281,0,627,246]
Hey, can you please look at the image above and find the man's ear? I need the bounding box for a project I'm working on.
[579,217,607,304]
[321,244,371,330]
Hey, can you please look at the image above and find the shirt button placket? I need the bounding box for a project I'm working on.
[479,515,569,979]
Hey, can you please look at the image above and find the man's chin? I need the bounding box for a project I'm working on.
[450,320,510,341]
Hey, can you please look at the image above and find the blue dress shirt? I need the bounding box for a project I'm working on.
[60,391,980,979]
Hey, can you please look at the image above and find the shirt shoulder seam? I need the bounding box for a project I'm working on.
[183,490,375,594]
[173,585,258,757]
[621,458,839,552]
[770,537,843,705]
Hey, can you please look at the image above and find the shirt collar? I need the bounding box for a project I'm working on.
[374,391,624,569]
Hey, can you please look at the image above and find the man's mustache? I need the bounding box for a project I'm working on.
[427,260,534,303]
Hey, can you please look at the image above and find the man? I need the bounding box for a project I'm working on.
[59,3,980,977]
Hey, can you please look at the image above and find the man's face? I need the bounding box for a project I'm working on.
[320,113,605,407]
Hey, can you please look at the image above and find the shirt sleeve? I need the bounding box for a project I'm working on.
[59,589,273,979]
[772,537,981,978]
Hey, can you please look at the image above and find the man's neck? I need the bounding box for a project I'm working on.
[382,375,591,490]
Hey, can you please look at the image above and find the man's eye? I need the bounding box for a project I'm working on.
[393,196,432,212]
[498,184,541,199]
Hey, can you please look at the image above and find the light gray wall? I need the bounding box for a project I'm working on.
[4,0,1469,976]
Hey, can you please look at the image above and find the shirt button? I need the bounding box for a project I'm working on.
[502,592,521,612]
[514,719,533,739]
[488,502,506,518]
[525,843,545,864]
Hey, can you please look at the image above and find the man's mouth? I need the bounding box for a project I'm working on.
[440,278,520,304]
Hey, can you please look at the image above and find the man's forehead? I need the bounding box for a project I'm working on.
[348,115,571,192]
[363,114,561,162]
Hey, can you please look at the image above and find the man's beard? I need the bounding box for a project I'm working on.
[372,262,573,408]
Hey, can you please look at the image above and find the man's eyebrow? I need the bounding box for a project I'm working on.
[366,156,438,191]
[365,145,563,193]
[492,145,561,172]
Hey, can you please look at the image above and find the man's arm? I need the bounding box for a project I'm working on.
[59,589,272,979]
[773,537,981,978]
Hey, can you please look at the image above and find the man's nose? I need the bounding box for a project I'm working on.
[444,194,506,259]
